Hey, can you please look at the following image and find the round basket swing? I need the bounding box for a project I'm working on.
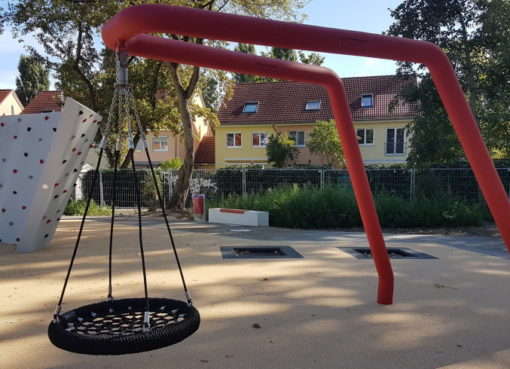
[48,51,199,355]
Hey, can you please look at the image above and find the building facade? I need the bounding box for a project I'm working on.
[133,94,213,167]
[215,76,417,168]
[0,90,24,116]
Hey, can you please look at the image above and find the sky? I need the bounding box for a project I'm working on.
[0,0,403,89]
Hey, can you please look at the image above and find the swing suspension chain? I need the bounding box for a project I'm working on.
[52,50,192,324]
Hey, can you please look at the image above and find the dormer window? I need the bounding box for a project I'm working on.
[361,94,373,107]
[305,101,321,111]
[243,102,259,113]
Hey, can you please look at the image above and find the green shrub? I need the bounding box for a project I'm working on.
[64,199,112,216]
[207,185,487,229]
[160,157,183,170]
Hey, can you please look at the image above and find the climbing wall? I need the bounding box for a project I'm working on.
[0,98,101,252]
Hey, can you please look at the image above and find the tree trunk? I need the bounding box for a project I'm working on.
[168,63,200,210]
[170,96,194,210]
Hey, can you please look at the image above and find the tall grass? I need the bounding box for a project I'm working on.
[206,185,490,229]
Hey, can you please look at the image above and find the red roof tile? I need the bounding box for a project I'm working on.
[218,75,417,125]
[21,91,63,114]
[194,136,215,164]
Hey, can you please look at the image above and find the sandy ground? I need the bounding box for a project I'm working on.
[1,217,510,369]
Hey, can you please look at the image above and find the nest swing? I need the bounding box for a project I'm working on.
[48,51,199,355]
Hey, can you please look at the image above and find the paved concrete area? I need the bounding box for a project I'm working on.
[1,217,510,369]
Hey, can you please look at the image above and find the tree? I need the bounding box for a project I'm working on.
[398,76,464,165]
[3,0,307,210]
[387,0,510,165]
[306,120,344,167]
[298,51,325,66]
[15,54,50,105]
[270,47,298,62]
[266,132,299,168]
[233,43,263,83]
[160,157,183,170]
[234,44,325,83]
[477,0,510,155]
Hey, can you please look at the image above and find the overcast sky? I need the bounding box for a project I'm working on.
[0,0,403,89]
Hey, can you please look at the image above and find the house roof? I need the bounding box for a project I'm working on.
[21,91,63,114]
[0,90,13,105]
[218,75,417,125]
[0,89,24,110]
[194,136,215,164]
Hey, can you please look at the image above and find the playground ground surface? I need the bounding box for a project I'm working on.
[1,216,509,369]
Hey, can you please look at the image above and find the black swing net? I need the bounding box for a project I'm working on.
[48,51,200,355]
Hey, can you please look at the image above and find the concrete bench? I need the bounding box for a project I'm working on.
[208,208,269,227]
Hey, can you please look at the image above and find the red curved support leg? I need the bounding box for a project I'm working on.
[102,4,510,254]
[326,80,394,304]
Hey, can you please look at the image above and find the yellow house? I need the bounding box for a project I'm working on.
[0,90,24,116]
[215,76,417,168]
[133,94,213,168]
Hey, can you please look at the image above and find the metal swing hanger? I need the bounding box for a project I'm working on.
[48,50,199,355]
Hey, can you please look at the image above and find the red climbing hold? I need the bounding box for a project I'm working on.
[22,206,27,210]
[40,160,45,164]
[44,116,49,120]
[12,169,18,174]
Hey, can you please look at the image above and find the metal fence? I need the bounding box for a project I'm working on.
[78,167,510,207]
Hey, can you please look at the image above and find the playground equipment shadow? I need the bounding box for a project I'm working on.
[1,216,509,369]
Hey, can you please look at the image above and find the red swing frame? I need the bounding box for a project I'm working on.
[102,5,510,305]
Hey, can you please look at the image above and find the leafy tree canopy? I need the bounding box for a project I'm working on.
[233,44,325,83]
[266,132,299,168]
[387,0,510,166]
[15,54,50,106]
[307,120,344,168]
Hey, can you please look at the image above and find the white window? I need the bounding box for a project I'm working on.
[252,132,268,147]
[361,94,373,107]
[243,102,259,113]
[152,136,168,152]
[227,133,242,147]
[357,129,374,145]
[305,101,321,111]
[386,128,405,154]
[289,131,305,147]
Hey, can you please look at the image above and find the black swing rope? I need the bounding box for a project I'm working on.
[48,55,199,354]
[129,148,150,314]
[53,148,105,321]
[107,149,119,301]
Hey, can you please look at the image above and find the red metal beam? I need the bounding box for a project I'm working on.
[102,5,510,304]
